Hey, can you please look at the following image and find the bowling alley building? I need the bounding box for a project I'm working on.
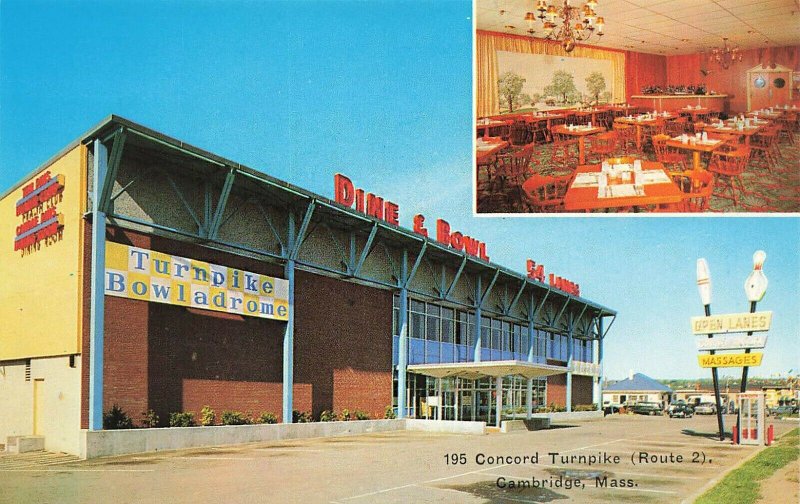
[0,116,615,456]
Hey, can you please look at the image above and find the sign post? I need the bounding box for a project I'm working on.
[696,258,726,442]
[736,251,768,443]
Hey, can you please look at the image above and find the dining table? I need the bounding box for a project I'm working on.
[562,161,684,212]
[476,136,508,164]
[551,124,605,164]
[615,113,677,151]
[679,107,709,121]
[699,121,765,147]
[665,136,725,170]
[476,118,513,137]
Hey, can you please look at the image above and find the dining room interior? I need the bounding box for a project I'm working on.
[475,0,800,213]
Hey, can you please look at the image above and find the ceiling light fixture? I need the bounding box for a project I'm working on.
[533,0,605,52]
[709,37,742,70]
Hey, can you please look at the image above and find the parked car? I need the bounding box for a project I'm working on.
[768,405,799,417]
[668,400,687,414]
[603,403,621,416]
[669,404,694,418]
[694,402,717,415]
[632,402,663,416]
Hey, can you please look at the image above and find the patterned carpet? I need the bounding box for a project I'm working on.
[476,135,800,213]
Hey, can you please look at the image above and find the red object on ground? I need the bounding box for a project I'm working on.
[732,424,738,444]
[767,424,774,445]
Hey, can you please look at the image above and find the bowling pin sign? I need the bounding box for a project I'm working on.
[744,251,768,303]
[697,258,712,306]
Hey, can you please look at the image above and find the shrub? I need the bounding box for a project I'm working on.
[319,410,338,422]
[574,404,598,412]
[104,404,134,430]
[169,412,196,427]
[384,405,397,419]
[141,409,160,428]
[354,410,369,421]
[200,405,216,426]
[221,411,250,425]
[292,410,312,423]
[340,408,352,421]
[256,412,278,424]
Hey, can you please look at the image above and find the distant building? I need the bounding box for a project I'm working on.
[603,372,672,408]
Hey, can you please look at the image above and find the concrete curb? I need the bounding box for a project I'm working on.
[80,418,487,459]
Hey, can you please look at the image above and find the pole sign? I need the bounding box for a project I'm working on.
[695,334,768,351]
[698,353,763,368]
[691,311,772,335]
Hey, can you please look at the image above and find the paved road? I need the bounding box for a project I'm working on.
[0,415,795,504]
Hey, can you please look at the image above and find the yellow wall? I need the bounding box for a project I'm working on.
[0,145,86,360]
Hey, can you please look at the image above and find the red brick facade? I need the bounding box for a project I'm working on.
[81,224,392,427]
[546,359,595,408]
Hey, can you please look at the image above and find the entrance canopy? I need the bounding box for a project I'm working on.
[407,360,566,380]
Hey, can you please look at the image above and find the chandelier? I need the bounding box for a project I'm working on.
[709,38,742,69]
[527,0,605,52]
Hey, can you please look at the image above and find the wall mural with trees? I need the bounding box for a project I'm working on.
[497,51,617,112]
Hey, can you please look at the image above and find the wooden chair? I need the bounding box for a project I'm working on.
[652,134,688,174]
[521,174,572,213]
[665,117,689,137]
[679,169,715,212]
[495,143,535,197]
[750,126,779,171]
[588,131,618,163]
[550,131,580,169]
[708,146,750,207]
[508,121,531,148]
[612,122,636,154]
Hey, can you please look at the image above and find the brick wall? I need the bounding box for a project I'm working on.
[545,359,594,408]
[81,224,392,426]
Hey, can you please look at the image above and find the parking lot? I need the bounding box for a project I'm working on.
[0,414,796,504]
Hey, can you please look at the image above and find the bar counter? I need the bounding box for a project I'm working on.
[630,94,728,113]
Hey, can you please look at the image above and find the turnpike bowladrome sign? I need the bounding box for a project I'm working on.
[104,242,290,321]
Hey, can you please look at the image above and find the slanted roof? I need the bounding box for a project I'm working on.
[605,373,672,392]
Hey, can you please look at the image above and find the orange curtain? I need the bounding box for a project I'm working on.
[477,30,626,117]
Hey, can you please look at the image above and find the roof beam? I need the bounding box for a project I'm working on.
[506,279,527,316]
[166,174,204,234]
[479,268,501,306]
[207,169,236,239]
[98,127,127,212]
[353,222,378,276]
[403,241,427,289]
[289,199,316,261]
[445,255,468,300]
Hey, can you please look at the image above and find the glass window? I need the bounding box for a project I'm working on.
[491,319,502,350]
[410,311,425,340]
[514,324,523,355]
[426,305,440,342]
[501,321,511,352]
[481,317,491,349]
[441,307,455,343]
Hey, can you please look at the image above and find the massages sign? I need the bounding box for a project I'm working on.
[104,241,289,321]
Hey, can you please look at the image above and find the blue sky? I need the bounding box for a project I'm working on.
[1,0,797,380]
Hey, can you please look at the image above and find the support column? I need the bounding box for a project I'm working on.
[282,259,295,423]
[397,285,409,418]
[597,318,604,409]
[495,376,503,427]
[526,299,536,420]
[566,329,574,413]
[437,378,443,421]
[592,338,601,407]
[88,140,108,431]
[473,276,482,362]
